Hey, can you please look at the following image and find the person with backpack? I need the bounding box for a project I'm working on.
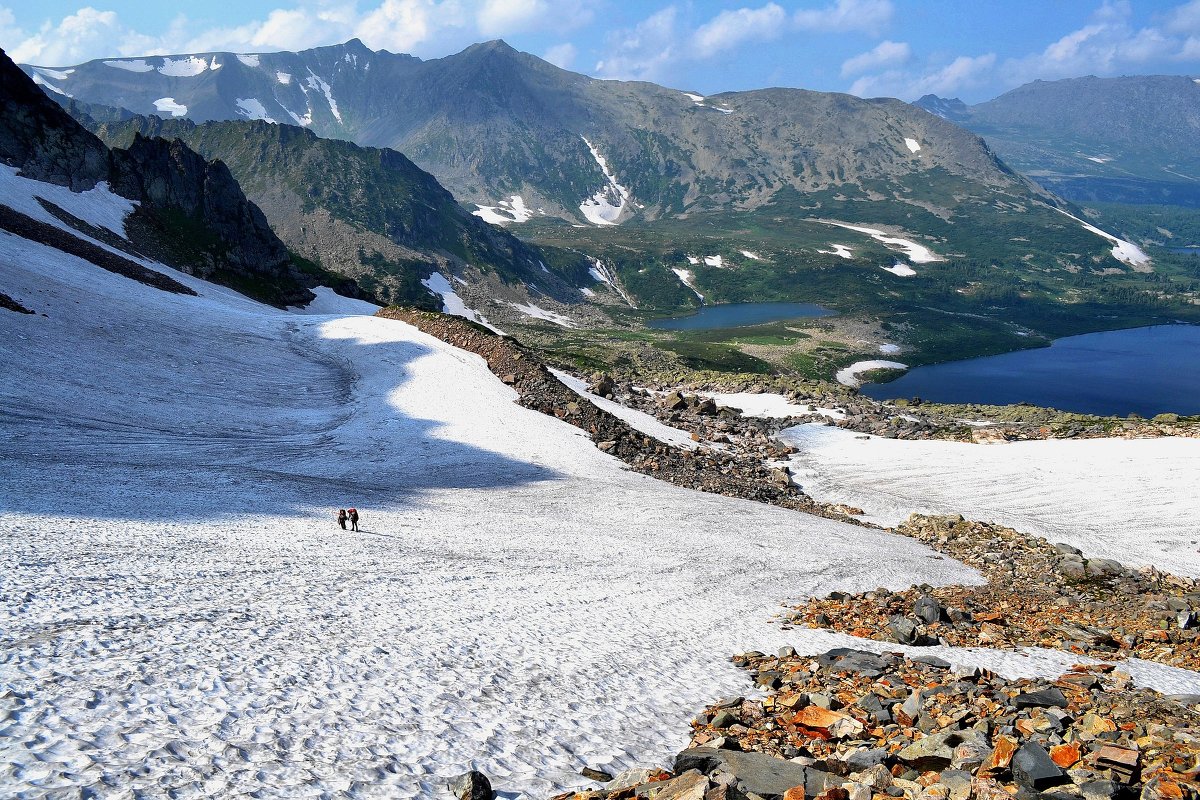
[348,508,359,532]
[337,509,348,530]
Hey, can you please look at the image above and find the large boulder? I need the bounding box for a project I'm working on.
[675,748,840,800]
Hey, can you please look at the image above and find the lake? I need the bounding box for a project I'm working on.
[1168,246,1200,255]
[861,324,1200,417]
[647,301,834,330]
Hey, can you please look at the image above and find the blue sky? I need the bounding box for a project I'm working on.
[4,1,1199,102]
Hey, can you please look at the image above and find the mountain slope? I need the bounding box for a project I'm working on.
[2,47,315,306]
[83,114,591,309]
[916,76,1200,206]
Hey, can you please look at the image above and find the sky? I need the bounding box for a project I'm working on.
[3,0,1200,102]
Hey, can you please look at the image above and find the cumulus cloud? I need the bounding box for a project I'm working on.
[848,53,996,100]
[594,6,678,82]
[691,3,786,57]
[7,6,158,64]
[840,40,909,77]
[543,41,576,69]
[794,0,893,35]
[476,0,593,37]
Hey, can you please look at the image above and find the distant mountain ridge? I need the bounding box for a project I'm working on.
[24,39,1049,227]
[916,76,1200,206]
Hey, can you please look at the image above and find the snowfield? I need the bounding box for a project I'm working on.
[779,424,1200,577]
[4,184,1200,796]
[819,221,941,264]
[579,136,631,225]
[836,359,908,387]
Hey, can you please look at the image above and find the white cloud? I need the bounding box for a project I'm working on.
[848,53,996,100]
[354,0,462,54]
[840,39,909,77]
[8,6,158,64]
[794,0,893,35]
[691,3,786,56]
[594,6,679,82]
[1162,0,1200,35]
[543,42,576,69]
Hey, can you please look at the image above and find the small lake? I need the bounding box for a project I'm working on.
[861,324,1200,417]
[647,302,834,330]
[1167,246,1200,255]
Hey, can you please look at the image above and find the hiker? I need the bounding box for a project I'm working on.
[337,509,348,530]
[348,507,360,532]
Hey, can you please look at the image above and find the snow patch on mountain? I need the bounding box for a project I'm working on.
[1084,155,1112,164]
[237,54,261,67]
[1055,208,1150,269]
[879,343,901,354]
[684,92,705,103]
[904,138,921,153]
[703,254,724,268]
[551,369,700,450]
[153,97,188,117]
[819,221,941,264]
[31,73,70,97]
[588,258,637,308]
[509,302,576,328]
[279,100,313,127]
[34,67,73,81]
[835,359,908,387]
[882,263,917,277]
[103,59,154,72]
[671,268,704,302]
[305,70,341,122]
[472,195,532,225]
[235,98,276,123]
[159,57,209,77]
[288,287,380,316]
[819,244,854,259]
[275,71,292,85]
[579,136,631,226]
[0,164,136,239]
[740,250,762,260]
[421,273,503,334]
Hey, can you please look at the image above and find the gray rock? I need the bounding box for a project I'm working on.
[448,770,492,800]
[1078,780,1120,800]
[854,694,892,724]
[711,710,739,729]
[1011,743,1067,791]
[817,648,890,678]
[635,769,708,799]
[843,747,888,771]
[674,748,840,800]
[912,655,951,669]
[889,616,921,645]
[914,594,944,625]
[610,768,666,792]
[897,730,988,772]
[581,766,613,782]
[1013,688,1068,709]
[1053,543,1083,556]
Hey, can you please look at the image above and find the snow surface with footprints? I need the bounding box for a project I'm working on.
[4,179,1200,797]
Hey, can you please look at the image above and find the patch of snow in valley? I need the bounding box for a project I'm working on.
[671,268,704,301]
[740,250,762,260]
[276,71,292,84]
[509,302,577,328]
[305,70,342,122]
[1084,155,1112,164]
[551,369,700,450]
[580,287,595,297]
[588,258,637,308]
[879,343,901,354]
[288,287,381,316]
[904,138,922,153]
[683,92,705,103]
[578,136,631,226]
[237,53,261,67]
[153,97,188,117]
[159,56,210,77]
[698,392,845,420]
[835,359,908,387]
[1055,208,1150,268]
[235,98,277,123]
[686,255,699,265]
[882,263,917,276]
[31,73,71,96]
[473,195,532,225]
[0,164,136,238]
[703,254,724,268]
[4,228,1200,800]
[778,424,1200,577]
[819,244,853,259]
[819,221,942,264]
[103,59,154,72]
[420,272,504,334]
[280,100,313,127]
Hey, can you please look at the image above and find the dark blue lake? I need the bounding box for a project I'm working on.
[647,302,834,330]
[861,325,1200,417]
[1168,246,1200,255]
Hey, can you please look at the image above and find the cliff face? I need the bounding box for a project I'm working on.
[1,47,313,307]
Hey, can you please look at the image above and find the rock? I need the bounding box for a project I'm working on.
[1085,558,1125,578]
[889,616,921,645]
[635,769,708,800]
[979,735,1019,773]
[914,595,944,625]
[843,748,888,772]
[674,748,840,800]
[712,710,740,729]
[581,766,614,782]
[853,694,892,725]
[792,707,863,739]
[1014,688,1069,709]
[1094,746,1139,782]
[1078,780,1121,800]
[1011,743,1067,791]
[817,649,890,678]
[898,732,988,772]
[1049,743,1081,768]
[448,770,492,800]
[662,392,687,411]
[912,655,951,669]
[610,768,670,792]
[1053,543,1083,556]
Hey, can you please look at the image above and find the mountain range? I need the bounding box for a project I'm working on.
[916,75,1200,207]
